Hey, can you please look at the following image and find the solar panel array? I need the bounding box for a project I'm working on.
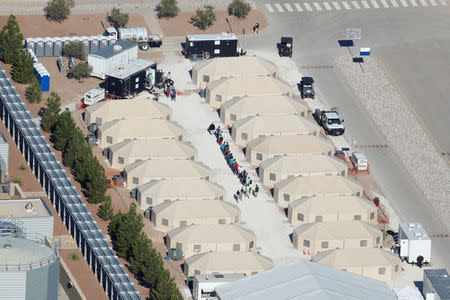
[0,66,142,300]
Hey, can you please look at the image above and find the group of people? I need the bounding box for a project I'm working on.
[207,122,260,203]
[163,72,177,101]
[252,22,260,34]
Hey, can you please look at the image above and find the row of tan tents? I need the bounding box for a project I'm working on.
[85,93,274,278]
[192,56,401,282]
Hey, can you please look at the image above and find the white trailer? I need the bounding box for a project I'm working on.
[83,87,105,106]
[399,222,431,264]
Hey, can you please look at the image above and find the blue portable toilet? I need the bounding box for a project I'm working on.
[53,38,63,56]
[33,63,50,92]
[25,38,36,54]
[35,39,44,57]
[90,36,100,53]
[81,36,90,55]
[44,38,54,57]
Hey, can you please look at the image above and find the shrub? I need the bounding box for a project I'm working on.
[109,8,129,28]
[26,80,43,104]
[191,5,216,31]
[46,0,75,23]
[42,91,62,132]
[69,252,79,260]
[0,15,24,64]
[98,196,114,220]
[63,41,85,60]
[19,164,26,170]
[12,50,35,84]
[158,0,180,18]
[228,0,251,19]
[12,178,23,186]
[72,62,92,82]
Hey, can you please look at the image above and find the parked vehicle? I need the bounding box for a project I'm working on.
[86,133,97,146]
[314,109,345,136]
[350,152,368,171]
[183,33,245,60]
[103,25,162,51]
[300,76,315,99]
[279,37,293,57]
[167,248,184,260]
[83,87,105,106]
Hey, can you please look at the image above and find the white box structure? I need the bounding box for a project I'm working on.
[192,274,245,300]
[399,222,431,264]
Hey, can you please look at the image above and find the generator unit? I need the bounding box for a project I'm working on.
[399,222,431,265]
[184,33,245,60]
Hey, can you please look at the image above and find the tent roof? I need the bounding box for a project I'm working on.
[136,178,225,199]
[247,135,334,155]
[193,56,278,78]
[275,176,363,196]
[98,118,185,138]
[233,115,319,136]
[152,199,240,219]
[214,259,396,300]
[167,224,256,243]
[260,155,347,175]
[185,251,274,272]
[109,139,197,159]
[288,195,376,214]
[220,95,307,116]
[312,248,401,268]
[206,76,292,97]
[124,159,212,179]
[85,98,171,120]
[293,221,381,240]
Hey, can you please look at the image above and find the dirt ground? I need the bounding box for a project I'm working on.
[0,14,150,38]
[159,9,267,37]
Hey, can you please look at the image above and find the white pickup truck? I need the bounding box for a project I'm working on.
[314,109,345,136]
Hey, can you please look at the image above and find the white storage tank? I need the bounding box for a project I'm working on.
[0,237,60,300]
[118,27,148,41]
[399,222,431,264]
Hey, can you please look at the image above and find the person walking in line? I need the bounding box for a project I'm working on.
[235,191,239,203]
[214,126,221,137]
[234,162,239,174]
[218,135,223,145]
[253,184,259,197]
[246,185,251,197]
[208,122,215,135]
[245,185,251,198]
[239,189,243,201]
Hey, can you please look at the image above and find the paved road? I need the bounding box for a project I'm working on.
[244,3,450,270]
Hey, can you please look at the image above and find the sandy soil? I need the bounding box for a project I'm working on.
[0,14,149,38]
[159,9,267,37]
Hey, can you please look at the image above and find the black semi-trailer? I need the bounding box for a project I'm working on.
[184,33,245,60]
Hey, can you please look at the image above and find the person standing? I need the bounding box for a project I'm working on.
[254,184,259,197]
[208,122,215,134]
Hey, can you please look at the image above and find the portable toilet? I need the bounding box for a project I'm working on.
[81,36,90,55]
[90,36,100,53]
[27,48,38,63]
[53,38,63,56]
[25,38,36,54]
[99,37,108,49]
[35,39,45,57]
[38,66,50,92]
[44,38,54,57]
[108,36,117,45]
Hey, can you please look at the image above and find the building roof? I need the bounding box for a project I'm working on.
[186,251,274,274]
[109,139,197,160]
[312,248,401,269]
[89,40,137,59]
[288,195,376,215]
[424,269,450,299]
[106,59,156,79]
[275,176,363,197]
[207,76,292,97]
[214,259,397,300]
[260,155,347,176]
[124,159,212,180]
[86,98,172,122]
[0,237,58,269]
[293,221,382,241]
[152,199,240,219]
[136,178,225,200]
[193,56,277,78]
[98,118,185,140]
[195,273,247,283]
[233,115,319,137]
[220,95,307,117]
[167,224,256,244]
[187,32,237,41]
[0,198,51,217]
[247,135,334,155]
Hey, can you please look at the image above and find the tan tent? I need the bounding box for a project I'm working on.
[292,221,383,255]
[246,135,335,167]
[232,115,320,147]
[287,195,378,227]
[107,139,198,169]
[166,224,256,258]
[312,248,401,282]
[124,159,213,189]
[151,199,241,232]
[259,155,348,188]
[220,95,307,126]
[184,251,275,277]
[206,77,293,109]
[136,178,225,209]
[97,118,185,147]
[84,98,172,125]
[274,175,363,208]
[193,56,278,89]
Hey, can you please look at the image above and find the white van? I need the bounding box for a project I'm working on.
[351,152,368,171]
